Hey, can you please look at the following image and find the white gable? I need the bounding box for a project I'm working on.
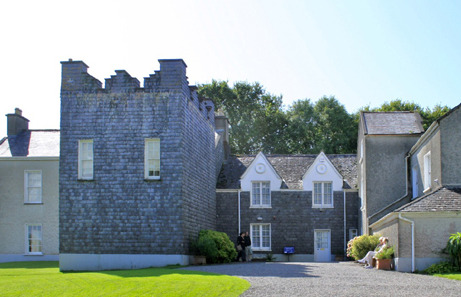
[302,152,343,191]
[241,152,282,191]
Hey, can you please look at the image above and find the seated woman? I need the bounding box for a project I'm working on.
[358,237,388,268]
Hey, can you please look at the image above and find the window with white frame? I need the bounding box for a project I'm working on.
[251,181,271,207]
[251,223,271,251]
[313,182,333,208]
[78,140,93,180]
[145,139,160,179]
[24,170,42,203]
[424,152,431,191]
[349,229,358,241]
[26,224,42,254]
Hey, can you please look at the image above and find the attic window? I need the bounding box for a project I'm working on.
[313,182,333,208]
[251,182,271,208]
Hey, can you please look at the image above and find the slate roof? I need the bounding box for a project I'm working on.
[217,154,357,190]
[396,187,461,212]
[362,112,424,135]
[0,130,60,157]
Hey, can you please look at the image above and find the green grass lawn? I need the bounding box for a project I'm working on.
[0,261,250,297]
[434,273,461,281]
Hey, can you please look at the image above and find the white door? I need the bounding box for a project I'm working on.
[314,230,331,262]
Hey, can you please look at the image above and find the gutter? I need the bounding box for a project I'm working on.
[399,213,415,272]
[343,190,346,258]
[238,190,241,234]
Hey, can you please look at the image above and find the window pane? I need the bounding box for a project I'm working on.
[262,225,270,248]
[82,160,93,178]
[262,182,270,205]
[314,183,322,205]
[28,172,41,187]
[28,188,41,202]
[252,225,260,248]
[324,183,332,205]
[28,225,42,253]
[252,183,261,205]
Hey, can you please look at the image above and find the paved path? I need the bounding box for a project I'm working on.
[183,261,461,296]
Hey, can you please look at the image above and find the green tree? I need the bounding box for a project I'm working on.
[198,80,288,154]
[360,99,451,130]
[312,96,357,154]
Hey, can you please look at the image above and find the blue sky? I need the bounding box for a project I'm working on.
[1,0,460,134]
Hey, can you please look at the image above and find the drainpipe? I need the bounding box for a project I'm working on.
[399,213,415,272]
[343,190,347,259]
[238,190,241,234]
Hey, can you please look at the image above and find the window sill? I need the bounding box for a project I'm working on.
[144,177,161,182]
[78,178,94,182]
[423,187,431,194]
[312,206,334,209]
[25,253,43,256]
[250,206,272,209]
[24,202,43,205]
[252,249,272,252]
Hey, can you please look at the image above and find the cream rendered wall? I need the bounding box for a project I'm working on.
[0,158,59,262]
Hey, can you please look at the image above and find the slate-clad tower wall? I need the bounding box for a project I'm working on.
[59,59,219,271]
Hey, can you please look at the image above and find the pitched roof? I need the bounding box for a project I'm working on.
[217,154,357,190]
[0,130,60,157]
[396,187,461,212]
[362,112,424,135]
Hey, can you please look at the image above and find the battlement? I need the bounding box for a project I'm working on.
[60,59,190,93]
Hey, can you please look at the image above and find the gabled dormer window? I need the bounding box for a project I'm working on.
[251,181,271,207]
[313,181,333,208]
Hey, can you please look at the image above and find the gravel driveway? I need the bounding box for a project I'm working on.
[183,261,461,296]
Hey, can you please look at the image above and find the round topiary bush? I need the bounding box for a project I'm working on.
[349,234,380,260]
[192,230,237,264]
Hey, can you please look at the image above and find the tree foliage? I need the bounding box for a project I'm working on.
[199,81,451,155]
[360,99,451,130]
[198,80,288,154]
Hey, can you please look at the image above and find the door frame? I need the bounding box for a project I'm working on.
[314,229,331,262]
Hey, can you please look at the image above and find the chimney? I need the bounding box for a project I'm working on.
[6,108,29,136]
[215,113,230,159]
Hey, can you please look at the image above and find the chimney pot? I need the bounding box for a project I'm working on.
[15,108,22,116]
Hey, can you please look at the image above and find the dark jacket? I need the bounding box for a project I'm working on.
[244,235,251,247]
[237,235,245,248]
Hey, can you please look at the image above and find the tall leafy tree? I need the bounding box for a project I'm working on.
[312,96,357,154]
[198,80,288,154]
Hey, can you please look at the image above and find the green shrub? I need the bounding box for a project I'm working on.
[446,232,461,270]
[349,235,380,260]
[374,246,394,260]
[423,261,458,274]
[192,230,237,264]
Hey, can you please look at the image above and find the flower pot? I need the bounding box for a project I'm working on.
[376,258,392,270]
[192,256,207,265]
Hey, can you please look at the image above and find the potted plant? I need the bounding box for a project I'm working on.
[374,246,394,270]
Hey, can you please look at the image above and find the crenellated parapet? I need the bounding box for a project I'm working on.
[60,59,215,124]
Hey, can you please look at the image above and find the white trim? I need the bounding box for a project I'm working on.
[0,157,59,161]
[144,138,161,180]
[216,189,240,193]
[59,254,190,271]
[302,152,342,182]
[24,170,42,204]
[78,139,93,180]
[250,181,271,208]
[240,152,281,181]
[25,224,43,255]
[312,181,334,208]
[423,151,431,192]
[250,223,271,251]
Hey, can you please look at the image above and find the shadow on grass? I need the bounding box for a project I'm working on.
[182,262,320,278]
[0,261,59,269]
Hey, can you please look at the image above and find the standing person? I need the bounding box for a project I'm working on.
[244,231,252,262]
[236,232,246,262]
